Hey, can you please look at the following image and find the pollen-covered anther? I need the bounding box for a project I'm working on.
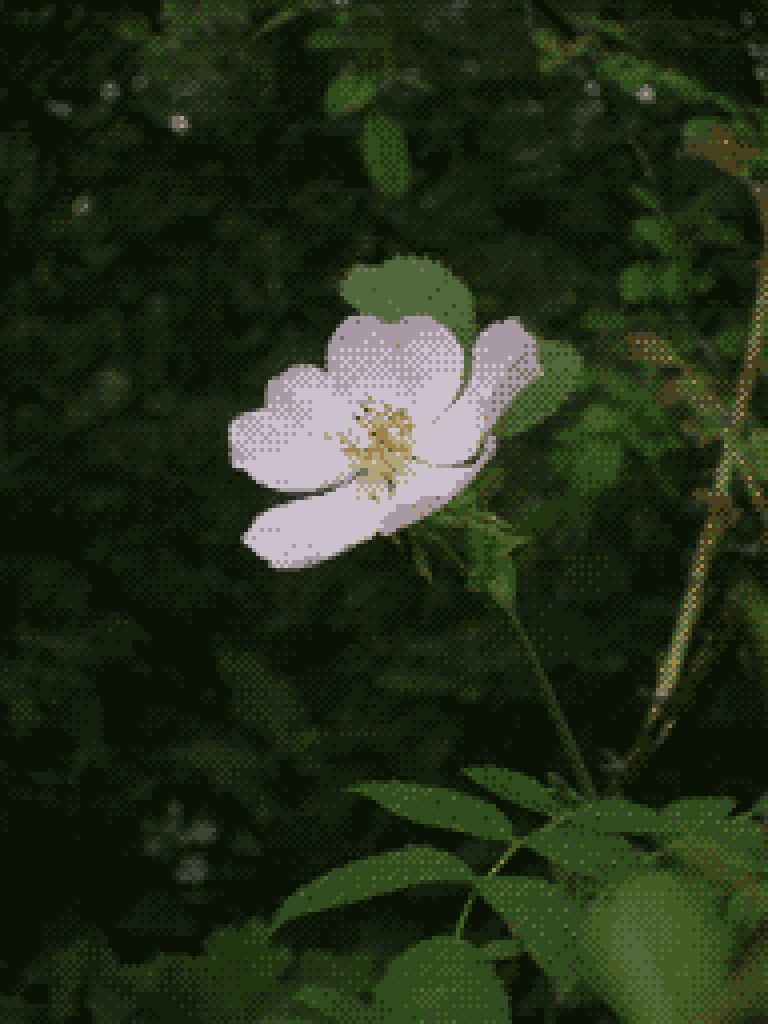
[337,398,427,503]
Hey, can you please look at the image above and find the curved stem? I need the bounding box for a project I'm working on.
[603,134,768,798]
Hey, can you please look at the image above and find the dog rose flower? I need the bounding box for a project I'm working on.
[229,314,542,569]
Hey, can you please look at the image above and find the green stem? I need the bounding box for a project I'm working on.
[508,611,598,801]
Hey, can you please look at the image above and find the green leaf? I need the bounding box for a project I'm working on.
[628,184,661,211]
[345,780,522,841]
[289,949,379,1014]
[525,822,655,890]
[194,920,296,1021]
[493,339,590,439]
[486,563,516,610]
[549,435,624,496]
[466,518,522,610]
[50,937,102,1024]
[579,403,620,434]
[109,918,297,1024]
[595,51,653,93]
[338,253,476,350]
[293,985,374,1022]
[534,29,570,74]
[657,259,689,300]
[495,495,569,544]
[361,112,411,199]
[618,261,660,302]
[688,214,745,247]
[373,937,511,1022]
[579,871,730,1024]
[475,874,592,1003]
[481,937,525,961]
[682,116,720,146]
[724,883,768,969]
[630,216,679,253]
[267,845,475,937]
[324,72,382,114]
[461,764,562,817]
[660,832,766,890]
[659,807,767,876]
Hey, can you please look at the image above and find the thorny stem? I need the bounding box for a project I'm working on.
[603,126,768,797]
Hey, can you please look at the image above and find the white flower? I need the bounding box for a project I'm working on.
[229,314,542,569]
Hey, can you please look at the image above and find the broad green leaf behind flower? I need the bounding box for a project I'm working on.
[338,253,477,395]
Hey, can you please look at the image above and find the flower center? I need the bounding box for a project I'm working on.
[332,397,428,503]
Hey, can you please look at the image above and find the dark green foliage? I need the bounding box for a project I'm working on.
[0,2,766,1023]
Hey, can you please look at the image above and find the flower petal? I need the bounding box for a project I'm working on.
[242,437,498,570]
[325,314,464,423]
[417,318,542,465]
[229,364,357,492]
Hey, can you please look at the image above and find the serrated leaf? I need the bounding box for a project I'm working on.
[475,875,592,1003]
[461,764,562,818]
[324,72,382,114]
[361,112,411,199]
[373,937,511,1022]
[267,845,475,937]
[344,781,521,841]
[525,821,655,890]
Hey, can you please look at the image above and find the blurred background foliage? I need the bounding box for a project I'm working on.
[0,2,766,1023]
